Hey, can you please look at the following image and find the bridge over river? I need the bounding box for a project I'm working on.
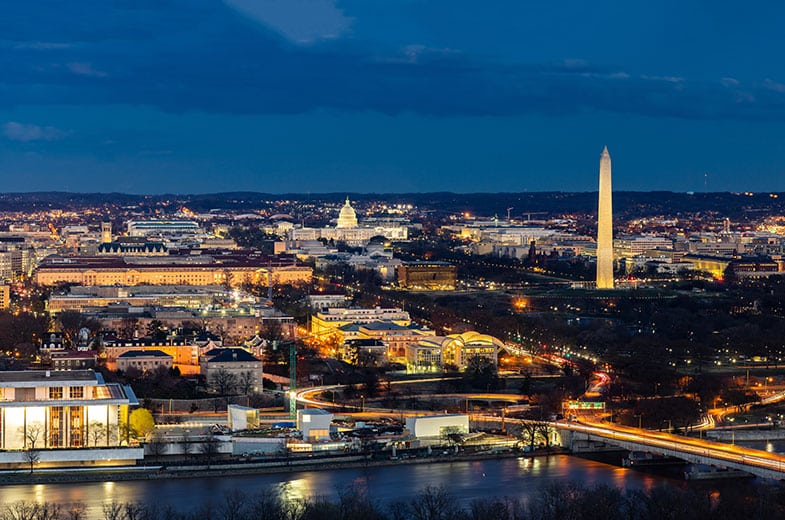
[556,418,785,480]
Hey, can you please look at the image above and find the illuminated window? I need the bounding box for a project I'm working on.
[49,406,64,447]
[69,406,84,447]
[49,387,63,400]
[70,386,84,399]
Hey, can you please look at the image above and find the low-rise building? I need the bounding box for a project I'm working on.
[311,307,411,335]
[410,332,502,371]
[405,342,442,372]
[200,348,263,394]
[50,351,98,371]
[117,350,174,373]
[397,262,457,291]
[405,415,469,439]
[0,370,143,468]
[297,409,333,441]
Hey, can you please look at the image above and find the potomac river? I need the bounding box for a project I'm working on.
[0,454,738,519]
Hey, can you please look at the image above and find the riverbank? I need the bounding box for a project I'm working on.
[0,448,566,485]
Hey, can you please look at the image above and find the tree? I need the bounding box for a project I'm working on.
[408,486,461,520]
[238,370,255,395]
[88,421,106,447]
[146,320,167,342]
[179,432,194,460]
[118,317,139,339]
[199,432,221,469]
[146,430,167,461]
[128,408,155,439]
[17,421,44,474]
[23,448,40,474]
[57,311,85,347]
[19,421,44,450]
[440,426,464,447]
[260,320,283,343]
[211,369,237,396]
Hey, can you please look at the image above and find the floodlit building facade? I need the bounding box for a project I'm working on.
[0,370,143,468]
[396,261,457,291]
[35,253,312,287]
[414,332,502,370]
[117,350,174,373]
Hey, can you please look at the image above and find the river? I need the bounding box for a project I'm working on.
[0,454,739,519]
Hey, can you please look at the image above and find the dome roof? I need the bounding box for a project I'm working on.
[336,197,358,228]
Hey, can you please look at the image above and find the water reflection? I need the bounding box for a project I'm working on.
[0,456,730,519]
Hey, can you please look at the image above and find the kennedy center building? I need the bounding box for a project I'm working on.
[596,146,614,289]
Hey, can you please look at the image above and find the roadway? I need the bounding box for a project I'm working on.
[558,416,785,480]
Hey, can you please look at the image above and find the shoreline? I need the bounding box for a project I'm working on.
[0,449,565,486]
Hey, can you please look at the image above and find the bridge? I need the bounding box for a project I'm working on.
[297,381,785,480]
[557,418,785,480]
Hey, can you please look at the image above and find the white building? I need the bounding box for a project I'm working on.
[227,404,260,431]
[290,199,408,246]
[405,415,469,439]
[297,408,333,441]
[0,370,143,468]
[311,307,411,335]
[126,220,201,237]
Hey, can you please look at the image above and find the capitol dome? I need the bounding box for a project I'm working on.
[336,197,358,228]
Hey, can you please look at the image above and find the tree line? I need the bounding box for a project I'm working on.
[4,481,785,520]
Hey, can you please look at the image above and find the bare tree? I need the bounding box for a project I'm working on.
[211,369,237,396]
[238,370,255,395]
[88,421,106,447]
[146,430,167,461]
[409,486,461,520]
[118,317,139,340]
[199,432,221,469]
[516,418,550,452]
[3,501,62,519]
[102,501,123,520]
[535,421,555,450]
[65,502,86,520]
[19,421,44,449]
[179,432,194,460]
[23,448,40,474]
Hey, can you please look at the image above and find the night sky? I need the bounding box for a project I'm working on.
[2,1,785,194]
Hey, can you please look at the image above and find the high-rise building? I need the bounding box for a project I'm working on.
[596,146,614,289]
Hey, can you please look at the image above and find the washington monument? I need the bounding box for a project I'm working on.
[596,146,614,289]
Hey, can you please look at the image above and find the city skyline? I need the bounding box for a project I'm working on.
[2,3,785,193]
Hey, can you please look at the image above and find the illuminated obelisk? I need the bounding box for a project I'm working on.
[596,146,614,289]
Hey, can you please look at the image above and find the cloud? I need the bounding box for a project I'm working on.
[223,0,352,43]
[66,62,108,77]
[2,122,70,142]
[1,2,785,122]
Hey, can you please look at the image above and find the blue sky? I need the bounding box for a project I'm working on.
[2,1,785,193]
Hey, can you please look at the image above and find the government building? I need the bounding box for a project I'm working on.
[35,251,312,287]
[290,198,408,246]
[0,370,143,469]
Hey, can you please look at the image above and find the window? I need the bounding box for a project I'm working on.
[70,386,84,399]
[49,406,64,447]
[49,386,63,400]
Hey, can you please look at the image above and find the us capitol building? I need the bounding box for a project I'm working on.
[289,197,408,246]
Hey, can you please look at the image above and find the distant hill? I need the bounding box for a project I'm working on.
[0,191,782,220]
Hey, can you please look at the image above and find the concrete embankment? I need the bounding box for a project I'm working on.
[0,449,565,486]
[705,428,785,441]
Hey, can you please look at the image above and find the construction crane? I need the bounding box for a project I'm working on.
[506,207,514,221]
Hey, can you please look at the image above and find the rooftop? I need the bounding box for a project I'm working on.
[0,370,100,384]
[205,348,260,363]
[118,350,173,358]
